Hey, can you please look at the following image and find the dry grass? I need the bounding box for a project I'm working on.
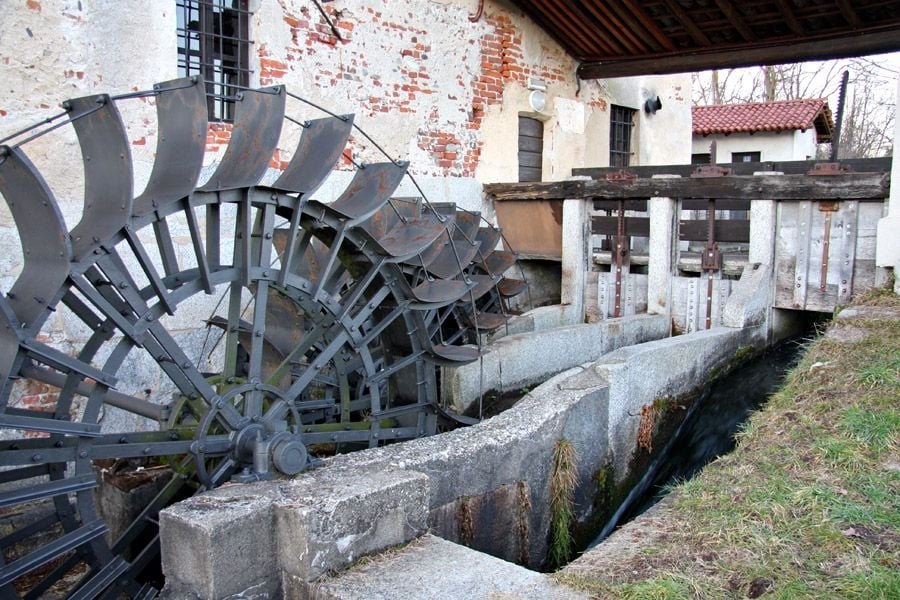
[549,439,579,569]
[556,291,900,599]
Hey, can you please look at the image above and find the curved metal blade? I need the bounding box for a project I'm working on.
[272,115,353,195]
[199,86,286,191]
[66,94,133,260]
[309,162,408,225]
[0,146,71,333]
[133,77,208,215]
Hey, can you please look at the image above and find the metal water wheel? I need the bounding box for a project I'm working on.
[0,78,525,598]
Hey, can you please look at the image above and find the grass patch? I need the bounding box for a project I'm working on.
[548,439,578,569]
[556,291,900,598]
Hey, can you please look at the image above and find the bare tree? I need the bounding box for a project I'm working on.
[692,56,897,158]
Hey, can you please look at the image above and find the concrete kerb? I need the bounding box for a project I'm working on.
[592,324,766,480]
[444,313,669,414]
[160,323,765,598]
[160,468,429,598]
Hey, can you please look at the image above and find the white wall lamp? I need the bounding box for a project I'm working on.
[528,77,547,113]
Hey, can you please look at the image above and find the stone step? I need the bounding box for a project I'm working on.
[306,534,586,600]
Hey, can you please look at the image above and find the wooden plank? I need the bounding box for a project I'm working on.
[573,157,891,178]
[518,151,542,168]
[678,219,750,243]
[591,216,650,237]
[518,166,542,183]
[682,198,750,211]
[774,202,796,309]
[793,201,813,310]
[486,172,889,202]
[593,199,648,211]
[518,136,543,154]
[518,116,544,137]
[494,199,562,259]
[838,201,858,305]
[575,30,900,79]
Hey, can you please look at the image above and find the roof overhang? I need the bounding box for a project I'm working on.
[508,1,900,79]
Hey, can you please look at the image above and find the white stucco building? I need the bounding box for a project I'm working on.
[691,98,834,163]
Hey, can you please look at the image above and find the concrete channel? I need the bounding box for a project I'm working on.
[159,268,794,599]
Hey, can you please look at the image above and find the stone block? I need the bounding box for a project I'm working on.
[160,484,280,599]
[307,534,586,600]
[722,263,771,328]
[275,468,429,583]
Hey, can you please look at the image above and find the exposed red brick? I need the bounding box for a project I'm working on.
[26,0,40,12]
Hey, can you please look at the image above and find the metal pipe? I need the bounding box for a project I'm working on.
[20,364,166,422]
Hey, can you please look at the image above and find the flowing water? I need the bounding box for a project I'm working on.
[587,338,807,549]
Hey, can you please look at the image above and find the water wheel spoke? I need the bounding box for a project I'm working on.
[0,520,106,588]
[0,80,526,597]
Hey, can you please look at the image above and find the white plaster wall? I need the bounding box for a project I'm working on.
[604,74,693,166]
[0,0,694,430]
[691,128,819,162]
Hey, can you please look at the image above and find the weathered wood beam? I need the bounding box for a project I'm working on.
[485,172,889,202]
[580,1,646,55]
[713,0,756,42]
[529,0,617,56]
[835,0,861,28]
[661,0,712,46]
[773,0,804,35]
[574,157,892,178]
[576,29,900,78]
[621,0,678,52]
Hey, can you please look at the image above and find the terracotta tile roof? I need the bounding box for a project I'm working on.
[693,99,834,142]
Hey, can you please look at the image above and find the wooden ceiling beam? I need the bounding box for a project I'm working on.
[523,0,616,57]
[772,0,804,36]
[713,0,757,41]
[835,0,862,28]
[661,0,712,46]
[582,1,648,55]
[618,1,678,52]
[577,29,900,78]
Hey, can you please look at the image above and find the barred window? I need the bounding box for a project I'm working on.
[731,151,761,163]
[609,105,636,167]
[177,0,252,122]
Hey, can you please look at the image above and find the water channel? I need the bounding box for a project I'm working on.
[586,336,808,550]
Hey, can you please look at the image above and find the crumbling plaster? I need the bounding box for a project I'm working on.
[0,0,692,431]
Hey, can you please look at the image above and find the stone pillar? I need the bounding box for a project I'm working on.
[647,175,679,318]
[875,74,900,293]
[560,195,590,325]
[749,174,781,341]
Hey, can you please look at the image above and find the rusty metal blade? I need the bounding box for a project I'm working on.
[427,238,481,280]
[426,343,480,365]
[480,251,516,277]
[464,274,498,302]
[310,162,407,224]
[273,115,353,195]
[366,214,448,260]
[199,86,286,191]
[475,226,502,259]
[461,307,507,331]
[66,94,133,260]
[0,146,71,333]
[133,77,207,215]
[497,277,526,297]
[404,278,472,308]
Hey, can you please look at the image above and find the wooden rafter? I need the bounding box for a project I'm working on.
[835,0,862,27]
[713,0,757,41]
[621,1,678,52]
[661,0,712,46]
[773,0,804,36]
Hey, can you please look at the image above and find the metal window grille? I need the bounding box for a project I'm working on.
[609,105,636,167]
[731,151,761,163]
[177,0,252,122]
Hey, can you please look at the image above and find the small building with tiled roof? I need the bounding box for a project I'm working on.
[691,99,834,165]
